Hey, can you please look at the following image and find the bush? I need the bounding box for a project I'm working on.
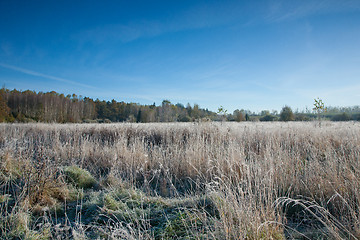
[259,115,277,122]
[332,113,351,121]
[280,106,294,121]
[295,113,310,121]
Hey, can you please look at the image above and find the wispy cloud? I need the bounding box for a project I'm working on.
[0,63,95,89]
[75,22,161,44]
[76,0,360,45]
[74,1,243,45]
[265,0,360,23]
[75,19,206,45]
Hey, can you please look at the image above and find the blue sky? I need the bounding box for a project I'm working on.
[1,0,360,113]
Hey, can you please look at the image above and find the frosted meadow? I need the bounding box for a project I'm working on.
[1,121,360,239]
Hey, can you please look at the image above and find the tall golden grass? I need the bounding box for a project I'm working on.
[0,121,360,239]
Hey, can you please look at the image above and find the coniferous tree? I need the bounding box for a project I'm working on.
[0,91,10,122]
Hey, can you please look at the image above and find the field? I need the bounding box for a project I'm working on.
[0,122,360,239]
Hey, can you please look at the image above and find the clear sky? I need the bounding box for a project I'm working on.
[1,0,360,113]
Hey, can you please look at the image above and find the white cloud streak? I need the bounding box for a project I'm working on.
[75,0,360,45]
[74,1,243,44]
[265,0,360,23]
[0,63,95,89]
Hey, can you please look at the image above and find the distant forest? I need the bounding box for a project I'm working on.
[0,88,359,123]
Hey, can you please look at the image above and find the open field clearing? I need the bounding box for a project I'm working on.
[1,122,360,239]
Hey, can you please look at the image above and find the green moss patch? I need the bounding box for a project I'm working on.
[64,165,97,189]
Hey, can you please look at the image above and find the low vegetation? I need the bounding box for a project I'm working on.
[0,122,360,239]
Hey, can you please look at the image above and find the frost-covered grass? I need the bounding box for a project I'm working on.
[0,121,360,239]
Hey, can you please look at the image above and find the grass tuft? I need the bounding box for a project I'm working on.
[64,165,97,189]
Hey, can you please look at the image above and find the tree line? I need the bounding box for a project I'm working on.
[0,88,216,123]
[0,88,359,123]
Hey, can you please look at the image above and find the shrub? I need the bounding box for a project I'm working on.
[279,106,294,121]
[332,112,351,121]
[259,114,276,121]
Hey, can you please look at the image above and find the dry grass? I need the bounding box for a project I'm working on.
[0,121,359,239]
